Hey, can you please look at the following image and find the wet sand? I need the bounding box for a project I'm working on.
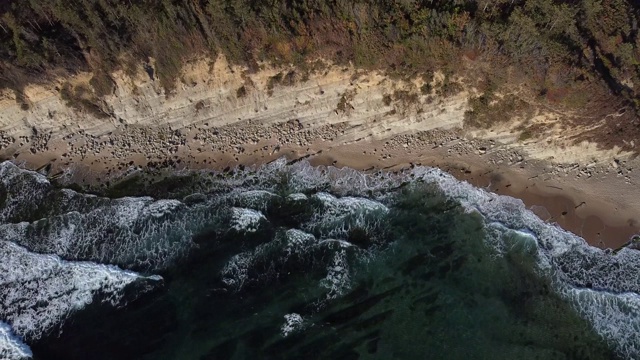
[463,168,637,250]
[12,129,639,251]
[304,144,639,250]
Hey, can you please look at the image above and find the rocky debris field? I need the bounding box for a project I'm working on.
[0,111,635,193]
[0,131,13,150]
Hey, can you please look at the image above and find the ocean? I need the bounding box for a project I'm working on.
[0,159,639,359]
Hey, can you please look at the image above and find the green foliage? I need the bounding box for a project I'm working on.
[0,0,638,111]
[437,74,463,97]
[89,72,115,98]
[519,128,533,142]
[266,72,284,96]
[13,89,30,110]
[420,83,432,95]
[464,94,531,128]
[59,82,108,119]
[383,94,392,106]
[236,85,248,98]
[392,89,419,105]
[336,89,356,113]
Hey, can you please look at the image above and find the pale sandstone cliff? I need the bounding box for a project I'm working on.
[0,56,630,164]
[0,56,638,248]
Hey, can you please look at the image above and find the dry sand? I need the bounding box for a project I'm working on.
[1,56,639,250]
[305,142,639,250]
[12,129,637,250]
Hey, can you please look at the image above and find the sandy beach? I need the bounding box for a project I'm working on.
[2,59,640,360]
[1,57,639,250]
[8,128,638,251]
[307,142,640,250]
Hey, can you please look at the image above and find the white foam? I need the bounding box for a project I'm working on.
[220,231,316,290]
[0,162,48,185]
[109,197,154,227]
[407,166,640,357]
[0,163,52,223]
[234,190,278,210]
[261,162,640,357]
[3,159,639,356]
[317,239,355,248]
[0,162,200,270]
[219,230,355,294]
[287,193,308,201]
[281,229,316,257]
[313,193,388,213]
[230,208,265,233]
[220,251,254,289]
[140,199,182,218]
[411,167,585,256]
[0,240,152,340]
[281,313,304,337]
[0,322,32,360]
[320,250,351,300]
[0,196,196,270]
[285,160,400,195]
[563,288,640,359]
[307,192,388,239]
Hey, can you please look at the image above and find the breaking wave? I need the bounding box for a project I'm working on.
[0,239,161,339]
[409,167,640,358]
[0,322,32,360]
[1,159,639,358]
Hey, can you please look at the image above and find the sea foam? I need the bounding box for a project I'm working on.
[2,159,639,357]
[0,321,32,360]
[281,313,304,337]
[248,160,640,356]
[230,208,266,232]
[409,166,640,358]
[0,240,152,340]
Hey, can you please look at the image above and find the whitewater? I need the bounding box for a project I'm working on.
[0,159,638,359]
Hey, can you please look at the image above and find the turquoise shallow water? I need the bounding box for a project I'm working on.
[0,160,639,359]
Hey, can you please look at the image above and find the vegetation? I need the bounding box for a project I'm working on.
[59,82,109,118]
[236,85,248,98]
[266,72,284,96]
[336,89,356,113]
[465,93,532,128]
[0,0,639,116]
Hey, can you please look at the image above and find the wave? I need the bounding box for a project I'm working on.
[1,159,639,357]
[305,192,389,240]
[564,288,640,359]
[216,159,640,357]
[220,225,361,298]
[0,240,159,341]
[0,322,32,360]
[230,208,267,233]
[409,166,640,358]
[281,313,305,337]
[0,163,199,270]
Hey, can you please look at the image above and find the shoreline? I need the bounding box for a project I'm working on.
[305,144,640,250]
[12,133,638,251]
[1,57,639,252]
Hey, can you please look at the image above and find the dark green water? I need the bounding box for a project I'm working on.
[0,160,639,359]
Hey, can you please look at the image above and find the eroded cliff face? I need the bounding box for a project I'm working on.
[0,55,632,172]
[1,57,466,134]
[2,55,640,250]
